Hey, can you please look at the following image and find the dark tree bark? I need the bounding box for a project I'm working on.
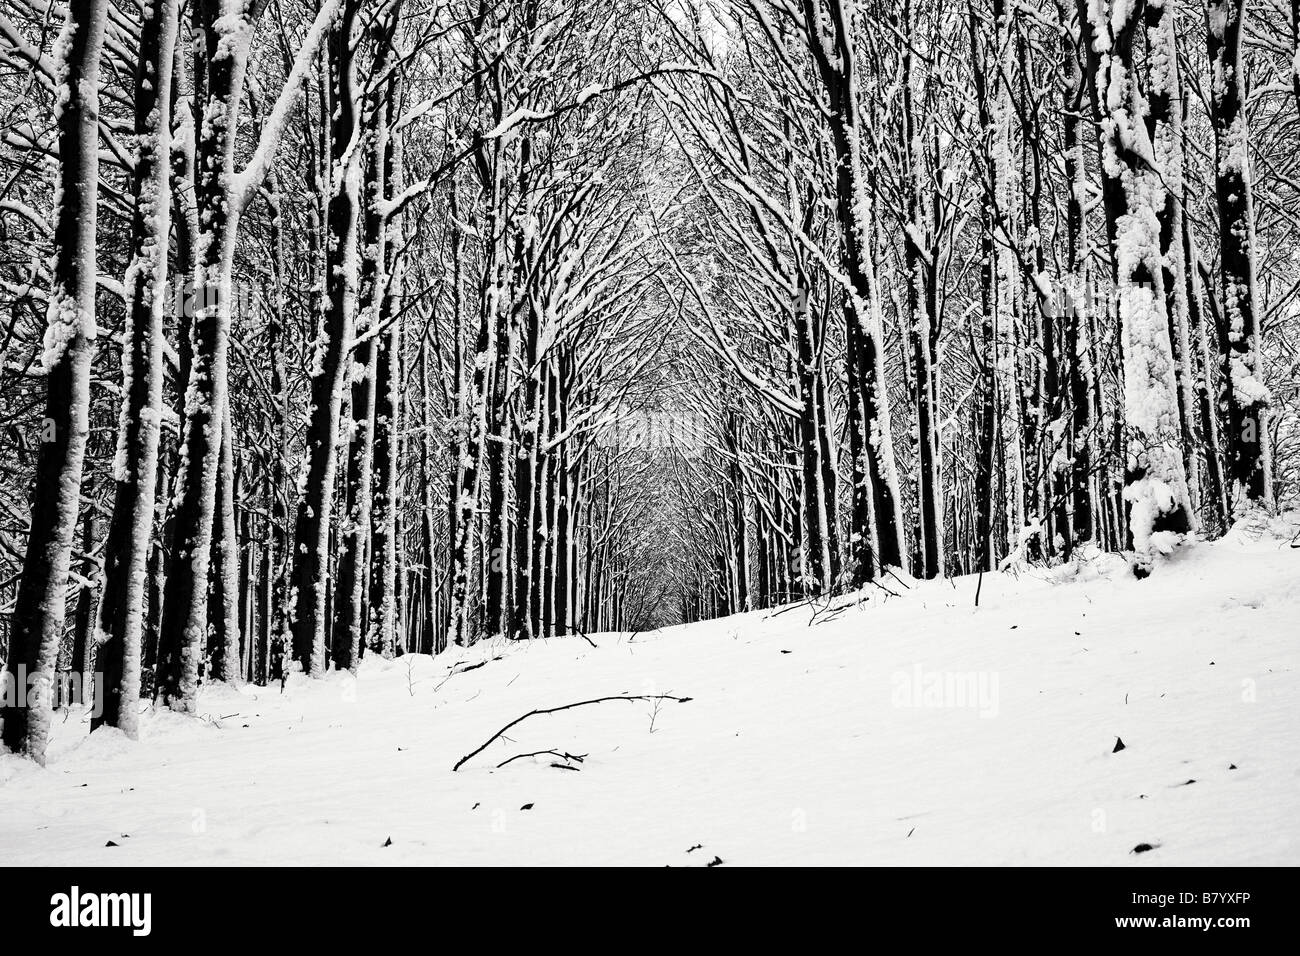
[1206,0,1272,508]
[1060,5,1094,551]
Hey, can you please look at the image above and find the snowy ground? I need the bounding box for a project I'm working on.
[3,516,1298,866]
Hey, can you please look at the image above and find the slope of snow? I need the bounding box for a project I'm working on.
[2,516,1298,866]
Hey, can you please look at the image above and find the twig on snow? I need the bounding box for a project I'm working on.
[453,694,693,771]
[496,749,588,769]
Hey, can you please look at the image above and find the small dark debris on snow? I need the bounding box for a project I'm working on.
[1131,843,1158,854]
[686,844,703,853]
[1180,779,1197,786]
[1010,625,1018,630]
[383,837,393,847]
[471,802,480,810]
[907,827,915,838]
[706,856,724,867]
[1113,737,1126,753]
[549,763,579,771]
[520,803,534,811]
[780,649,792,654]
[105,840,119,847]
[1228,764,1238,770]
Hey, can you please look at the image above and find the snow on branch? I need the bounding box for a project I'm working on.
[234,0,343,212]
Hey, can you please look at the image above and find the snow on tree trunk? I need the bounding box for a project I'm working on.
[448,132,507,647]
[92,0,179,736]
[1091,0,1194,575]
[366,66,401,659]
[800,0,906,579]
[0,0,108,763]
[333,316,376,671]
[509,141,541,642]
[264,170,292,684]
[160,0,341,707]
[1146,4,1201,513]
[480,55,514,642]
[156,2,252,710]
[367,272,400,657]
[206,400,242,683]
[68,511,97,705]
[290,0,362,677]
[900,11,944,581]
[1183,216,1230,531]
[792,269,836,593]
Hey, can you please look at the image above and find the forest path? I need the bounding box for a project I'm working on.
[2,517,1298,865]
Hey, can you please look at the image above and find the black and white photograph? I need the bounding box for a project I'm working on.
[0,0,1294,926]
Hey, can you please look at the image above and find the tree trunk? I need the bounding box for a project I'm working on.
[1,0,108,762]
[290,0,363,676]
[206,403,242,682]
[1085,0,1193,575]
[800,0,905,578]
[157,2,255,709]
[92,0,178,733]
[1206,0,1272,509]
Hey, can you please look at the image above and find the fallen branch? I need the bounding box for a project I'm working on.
[542,620,597,648]
[496,750,588,769]
[453,695,693,771]
[432,655,503,693]
[810,594,872,625]
[765,595,818,619]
